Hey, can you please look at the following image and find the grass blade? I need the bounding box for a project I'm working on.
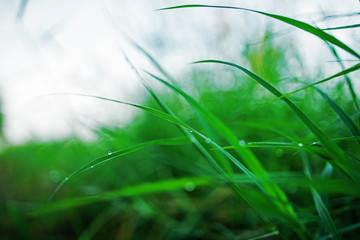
[49,137,190,200]
[314,87,360,139]
[322,24,360,31]
[270,62,360,102]
[159,4,360,59]
[303,156,340,240]
[32,173,360,216]
[145,72,308,235]
[194,60,360,182]
[121,50,282,232]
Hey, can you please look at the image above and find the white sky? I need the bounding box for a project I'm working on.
[0,0,359,144]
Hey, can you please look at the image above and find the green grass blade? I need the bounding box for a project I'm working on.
[270,63,360,102]
[248,230,280,240]
[145,72,307,234]
[322,24,360,31]
[222,141,300,148]
[194,60,359,182]
[32,176,216,216]
[122,47,235,175]
[315,87,360,138]
[311,189,340,240]
[49,137,190,200]
[31,173,360,216]
[303,157,340,240]
[159,4,360,59]
[320,223,360,240]
[325,41,360,112]
[50,93,263,185]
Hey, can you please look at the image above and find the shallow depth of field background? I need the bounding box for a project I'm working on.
[1,0,360,239]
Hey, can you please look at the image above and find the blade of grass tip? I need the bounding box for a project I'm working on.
[49,137,191,200]
[126,37,177,84]
[270,62,360,102]
[303,155,340,240]
[314,87,360,143]
[16,0,28,20]
[322,24,360,31]
[159,5,360,59]
[195,60,359,182]
[145,72,308,236]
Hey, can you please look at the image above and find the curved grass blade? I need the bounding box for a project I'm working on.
[270,62,360,102]
[33,176,217,216]
[145,72,307,234]
[195,60,360,182]
[50,93,310,234]
[124,47,279,232]
[31,173,360,216]
[159,4,360,59]
[320,223,360,240]
[314,87,360,140]
[303,156,340,240]
[322,24,360,31]
[325,41,359,111]
[49,137,191,200]
[248,230,280,240]
[121,47,232,174]
[49,93,263,187]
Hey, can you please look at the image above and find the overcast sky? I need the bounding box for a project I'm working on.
[0,0,359,144]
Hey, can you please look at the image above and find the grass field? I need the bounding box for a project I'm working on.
[1,3,360,240]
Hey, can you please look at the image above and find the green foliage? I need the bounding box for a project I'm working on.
[1,3,360,240]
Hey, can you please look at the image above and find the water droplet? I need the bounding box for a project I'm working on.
[298,143,303,147]
[205,138,211,144]
[49,170,60,183]
[184,181,196,192]
[239,140,246,146]
[65,177,69,181]
[275,149,284,157]
[189,130,193,133]
[108,151,112,155]
[90,166,94,169]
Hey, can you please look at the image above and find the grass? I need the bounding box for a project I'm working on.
[1,2,360,239]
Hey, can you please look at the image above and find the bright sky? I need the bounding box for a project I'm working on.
[0,0,359,144]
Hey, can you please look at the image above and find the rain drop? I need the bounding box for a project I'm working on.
[65,177,69,181]
[189,130,193,133]
[239,140,246,146]
[298,143,303,147]
[205,138,211,144]
[90,166,94,169]
[108,151,112,155]
[184,181,196,192]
